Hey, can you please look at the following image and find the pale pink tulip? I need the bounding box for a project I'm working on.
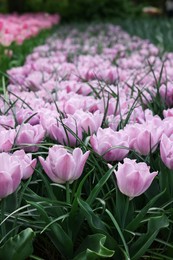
[90,127,129,161]
[39,145,90,183]
[160,134,173,170]
[13,150,37,179]
[114,158,158,199]
[0,129,16,152]
[15,123,45,152]
[0,152,22,198]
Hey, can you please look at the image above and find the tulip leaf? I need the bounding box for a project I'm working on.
[0,228,35,260]
[78,198,107,233]
[28,200,73,258]
[131,214,169,260]
[86,166,115,205]
[126,189,165,232]
[73,233,115,260]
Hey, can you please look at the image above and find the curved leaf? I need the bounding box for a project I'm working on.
[0,228,35,260]
[73,233,115,260]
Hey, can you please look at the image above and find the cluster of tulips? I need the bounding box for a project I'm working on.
[3,25,173,197]
[0,13,60,46]
[0,23,172,203]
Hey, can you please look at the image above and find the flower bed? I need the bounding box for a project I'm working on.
[1,24,173,259]
[0,13,60,46]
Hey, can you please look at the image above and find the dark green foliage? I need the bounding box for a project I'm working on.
[2,0,142,20]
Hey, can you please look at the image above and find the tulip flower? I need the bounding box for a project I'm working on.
[160,134,173,170]
[0,129,16,152]
[15,123,45,152]
[39,145,90,183]
[0,153,22,199]
[124,123,163,155]
[73,110,103,134]
[13,150,37,179]
[90,127,129,161]
[114,158,158,199]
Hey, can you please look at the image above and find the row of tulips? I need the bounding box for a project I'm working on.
[1,24,173,259]
[0,13,60,46]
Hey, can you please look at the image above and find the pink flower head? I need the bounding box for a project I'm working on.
[39,145,90,183]
[160,134,173,170]
[159,83,173,107]
[16,108,40,125]
[0,115,15,130]
[13,150,37,179]
[114,158,158,199]
[15,123,45,152]
[47,115,83,147]
[0,152,22,198]
[0,129,16,152]
[90,127,129,161]
[124,122,163,155]
[73,110,103,134]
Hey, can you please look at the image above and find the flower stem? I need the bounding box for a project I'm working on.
[1,199,6,238]
[66,182,70,204]
[122,196,129,228]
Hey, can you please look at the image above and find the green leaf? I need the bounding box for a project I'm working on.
[86,166,115,205]
[131,214,169,260]
[105,209,130,259]
[78,198,107,233]
[0,228,35,260]
[28,200,73,258]
[73,233,115,260]
[126,189,165,232]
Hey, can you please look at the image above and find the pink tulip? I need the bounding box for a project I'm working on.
[159,83,173,107]
[73,110,103,134]
[16,108,40,125]
[163,108,173,118]
[15,123,45,152]
[160,134,173,169]
[44,115,83,147]
[0,115,15,130]
[114,158,158,199]
[90,127,129,161]
[124,123,163,155]
[0,152,22,198]
[39,145,90,183]
[13,150,37,179]
[0,129,16,152]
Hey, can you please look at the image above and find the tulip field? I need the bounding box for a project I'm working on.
[1,17,173,259]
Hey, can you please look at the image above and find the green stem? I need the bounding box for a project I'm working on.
[122,196,129,229]
[66,182,70,204]
[1,199,6,238]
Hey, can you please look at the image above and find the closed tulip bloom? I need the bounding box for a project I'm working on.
[124,123,163,155]
[114,158,158,199]
[0,129,16,152]
[13,150,37,179]
[49,116,83,147]
[39,145,90,183]
[73,110,103,134]
[90,127,129,161]
[16,108,40,125]
[160,134,173,169]
[0,153,22,199]
[16,123,45,152]
[0,115,15,130]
